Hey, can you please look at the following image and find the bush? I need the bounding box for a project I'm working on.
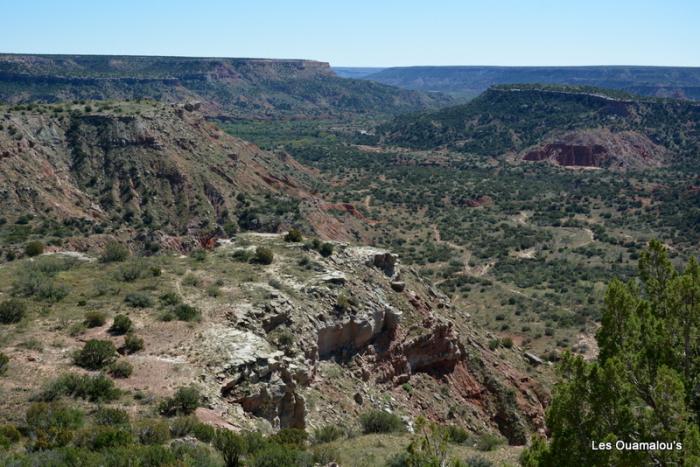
[83,310,107,327]
[173,304,200,322]
[284,228,303,242]
[124,292,153,308]
[191,249,207,261]
[231,249,252,262]
[159,292,182,306]
[476,433,505,452]
[319,242,334,258]
[136,419,171,445]
[109,314,133,335]
[0,352,9,376]
[359,410,405,434]
[159,386,201,416]
[313,424,345,443]
[116,262,143,282]
[465,455,494,467]
[443,425,470,444]
[271,428,308,447]
[212,428,245,467]
[501,337,514,349]
[108,360,133,378]
[25,402,83,450]
[124,332,144,353]
[74,340,117,370]
[25,241,44,257]
[76,425,133,450]
[253,247,274,265]
[94,407,130,426]
[0,298,26,324]
[182,273,201,287]
[101,241,129,263]
[0,424,21,443]
[39,373,120,402]
[248,443,311,467]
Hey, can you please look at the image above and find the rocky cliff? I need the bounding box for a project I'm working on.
[0,54,451,118]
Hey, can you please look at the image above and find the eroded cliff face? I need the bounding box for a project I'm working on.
[187,237,547,442]
[522,129,667,169]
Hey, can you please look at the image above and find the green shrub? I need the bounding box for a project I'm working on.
[443,425,471,444]
[248,443,311,467]
[101,241,129,263]
[124,332,144,353]
[313,424,345,443]
[74,340,117,370]
[319,242,334,258]
[501,337,514,349]
[0,298,27,323]
[0,352,8,376]
[213,428,245,467]
[312,445,340,464]
[83,310,107,327]
[108,360,133,378]
[182,273,201,287]
[271,428,308,447]
[206,285,221,297]
[284,228,303,242]
[476,433,505,451]
[135,419,171,445]
[109,314,133,335]
[159,386,201,416]
[39,373,120,402]
[359,410,405,434]
[160,292,182,306]
[75,425,133,449]
[465,456,494,467]
[93,407,130,426]
[25,402,84,450]
[169,415,199,437]
[115,262,143,282]
[24,241,45,257]
[191,249,207,261]
[253,247,274,265]
[231,249,252,262]
[124,292,153,308]
[173,304,200,322]
[0,424,21,443]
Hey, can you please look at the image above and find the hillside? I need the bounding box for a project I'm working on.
[357,65,700,100]
[0,54,451,119]
[379,85,700,167]
[0,100,376,252]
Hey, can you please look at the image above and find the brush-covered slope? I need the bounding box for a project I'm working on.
[360,65,700,100]
[0,100,370,242]
[0,54,451,118]
[379,85,700,168]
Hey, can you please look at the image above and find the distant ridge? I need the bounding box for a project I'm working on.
[353,65,700,100]
[0,54,451,118]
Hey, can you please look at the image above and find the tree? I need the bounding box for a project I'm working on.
[525,241,700,465]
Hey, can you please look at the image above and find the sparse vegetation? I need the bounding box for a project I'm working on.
[0,298,26,324]
[109,314,133,335]
[73,340,118,370]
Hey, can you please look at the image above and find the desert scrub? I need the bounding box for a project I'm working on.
[108,360,133,378]
[38,373,120,402]
[0,298,26,324]
[100,241,129,263]
[94,407,130,426]
[135,419,171,445]
[252,246,274,265]
[313,424,345,443]
[24,240,44,257]
[124,292,153,308]
[284,228,303,242]
[172,304,200,322]
[159,292,182,306]
[109,314,133,335]
[159,386,201,416]
[182,273,201,287]
[124,332,144,353]
[83,310,107,327]
[73,340,117,370]
[359,410,405,434]
[0,352,9,376]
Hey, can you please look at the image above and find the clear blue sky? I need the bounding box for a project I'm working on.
[2,0,698,67]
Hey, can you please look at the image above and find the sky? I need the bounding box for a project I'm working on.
[1,0,699,67]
